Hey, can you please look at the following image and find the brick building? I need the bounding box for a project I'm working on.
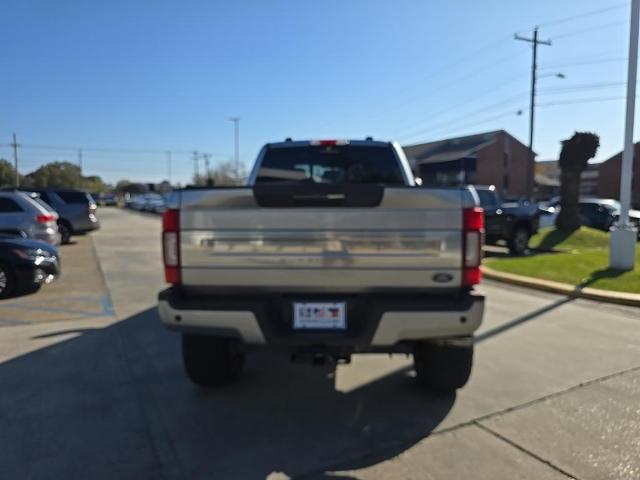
[403,130,532,198]
[597,143,640,208]
[535,160,599,198]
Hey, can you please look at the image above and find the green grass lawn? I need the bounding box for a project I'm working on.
[484,227,640,294]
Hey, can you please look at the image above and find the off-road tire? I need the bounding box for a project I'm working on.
[413,342,474,393]
[182,334,245,387]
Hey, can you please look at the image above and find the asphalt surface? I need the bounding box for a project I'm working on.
[0,208,639,479]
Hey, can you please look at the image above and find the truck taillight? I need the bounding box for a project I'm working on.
[162,209,181,284]
[463,207,484,286]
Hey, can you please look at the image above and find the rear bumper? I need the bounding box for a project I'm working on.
[33,231,61,246]
[71,214,100,233]
[157,288,485,350]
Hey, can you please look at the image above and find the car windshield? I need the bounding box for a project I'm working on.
[255,145,405,185]
[599,199,621,212]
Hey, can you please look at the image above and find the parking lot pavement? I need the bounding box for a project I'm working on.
[0,208,639,479]
[0,234,112,327]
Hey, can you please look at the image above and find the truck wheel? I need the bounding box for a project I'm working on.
[413,342,473,393]
[181,334,245,387]
[508,226,530,255]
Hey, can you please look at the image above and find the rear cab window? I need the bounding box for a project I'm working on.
[255,144,406,185]
[476,190,498,208]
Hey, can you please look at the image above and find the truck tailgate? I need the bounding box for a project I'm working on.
[177,187,469,292]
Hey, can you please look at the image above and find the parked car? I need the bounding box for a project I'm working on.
[158,138,485,393]
[579,198,640,236]
[26,189,100,244]
[126,195,145,210]
[149,195,168,214]
[538,198,640,237]
[0,191,60,245]
[127,194,156,211]
[96,193,118,206]
[0,235,60,298]
[474,185,540,254]
[537,204,559,229]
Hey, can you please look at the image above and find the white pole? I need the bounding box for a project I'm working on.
[609,0,639,270]
[620,0,639,226]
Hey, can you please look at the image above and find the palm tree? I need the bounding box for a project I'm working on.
[555,132,600,230]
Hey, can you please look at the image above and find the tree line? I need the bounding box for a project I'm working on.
[0,159,110,193]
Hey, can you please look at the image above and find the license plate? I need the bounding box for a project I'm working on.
[293,302,346,330]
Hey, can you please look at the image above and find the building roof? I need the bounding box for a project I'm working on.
[403,130,531,166]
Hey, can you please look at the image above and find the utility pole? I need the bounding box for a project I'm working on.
[192,151,200,184]
[10,133,20,188]
[515,28,551,200]
[229,117,240,176]
[166,151,172,184]
[78,148,83,173]
[610,0,639,271]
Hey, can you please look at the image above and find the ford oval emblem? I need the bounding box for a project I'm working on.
[433,273,453,283]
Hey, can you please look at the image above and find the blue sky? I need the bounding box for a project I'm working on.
[0,0,632,185]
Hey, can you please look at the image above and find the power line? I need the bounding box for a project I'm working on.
[549,20,628,40]
[399,107,524,143]
[537,81,626,93]
[395,91,528,141]
[399,92,633,144]
[6,143,227,157]
[539,57,627,70]
[536,2,629,29]
[312,35,514,130]
[387,71,529,137]
[537,95,628,107]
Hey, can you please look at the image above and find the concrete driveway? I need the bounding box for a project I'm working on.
[0,208,638,479]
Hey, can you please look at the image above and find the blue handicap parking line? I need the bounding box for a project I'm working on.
[100,294,115,316]
[0,295,116,319]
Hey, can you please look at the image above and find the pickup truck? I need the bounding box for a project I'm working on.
[158,139,485,393]
[474,185,540,254]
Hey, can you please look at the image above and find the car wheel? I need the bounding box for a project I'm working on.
[413,342,473,393]
[508,226,530,255]
[182,334,245,387]
[57,221,72,244]
[0,263,16,299]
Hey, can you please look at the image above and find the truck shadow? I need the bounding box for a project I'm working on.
[0,307,455,479]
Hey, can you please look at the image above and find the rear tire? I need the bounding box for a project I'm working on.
[413,342,473,393]
[508,225,530,255]
[57,221,72,245]
[181,334,245,387]
[0,263,16,299]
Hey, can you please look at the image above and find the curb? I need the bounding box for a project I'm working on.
[481,266,640,308]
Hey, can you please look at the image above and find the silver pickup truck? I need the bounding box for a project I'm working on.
[158,139,485,392]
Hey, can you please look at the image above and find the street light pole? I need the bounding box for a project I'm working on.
[166,151,172,185]
[229,117,240,176]
[10,133,20,188]
[193,150,200,184]
[610,0,639,271]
